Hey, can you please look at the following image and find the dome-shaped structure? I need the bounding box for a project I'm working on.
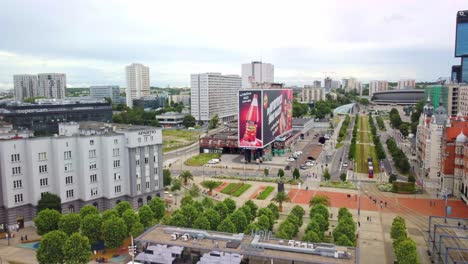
[434,104,447,115]
[456,131,466,143]
[423,96,433,117]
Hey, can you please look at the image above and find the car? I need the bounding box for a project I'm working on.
[305,161,313,166]
[287,158,295,162]
[343,162,348,167]
[300,165,308,170]
[288,156,297,160]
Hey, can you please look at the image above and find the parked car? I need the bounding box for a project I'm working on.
[287,157,295,162]
[343,162,348,167]
[306,161,313,166]
[300,165,308,170]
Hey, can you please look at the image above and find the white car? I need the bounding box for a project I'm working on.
[287,158,295,162]
[306,161,313,166]
[343,162,348,167]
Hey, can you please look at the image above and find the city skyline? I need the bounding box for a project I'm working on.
[0,0,466,89]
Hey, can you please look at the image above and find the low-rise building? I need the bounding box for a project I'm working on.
[0,121,163,227]
[90,85,120,104]
[156,112,187,128]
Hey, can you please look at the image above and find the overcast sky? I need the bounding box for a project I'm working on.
[0,0,466,89]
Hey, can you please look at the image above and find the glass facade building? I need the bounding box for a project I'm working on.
[424,85,449,110]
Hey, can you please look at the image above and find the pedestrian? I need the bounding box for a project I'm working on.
[25,234,27,240]
[21,235,23,242]
[384,201,387,207]
[367,216,369,222]
[358,221,360,227]
[369,216,372,222]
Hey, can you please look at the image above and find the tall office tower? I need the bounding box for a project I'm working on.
[397,79,416,89]
[13,74,38,101]
[241,61,274,89]
[191,73,241,122]
[369,80,389,96]
[324,77,332,91]
[454,10,468,83]
[126,63,150,108]
[90,85,121,104]
[313,80,321,88]
[37,73,66,99]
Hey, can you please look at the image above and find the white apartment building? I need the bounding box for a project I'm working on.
[447,84,468,116]
[37,73,66,99]
[0,122,163,226]
[90,85,121,104]
[302,86,325,103]
[397,79,416,89]
[169,94,190,106]
[191,72,241,122]
[14,75,38,101]
[341,78,362,93]
[241,61,274,89]
[126,63,150,108]
[369,81,388,96]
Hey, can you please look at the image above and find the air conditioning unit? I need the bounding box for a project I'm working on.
[301,243,307,248]
[288,240,295,247]
[181,235,188,241]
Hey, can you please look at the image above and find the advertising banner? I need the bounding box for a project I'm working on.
[239,90,263,147]
[262,89,293,147]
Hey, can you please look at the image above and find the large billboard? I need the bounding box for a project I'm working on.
[238,89,292,148]
[455,10,468,57]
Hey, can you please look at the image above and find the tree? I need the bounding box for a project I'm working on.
[209,114,219,129]
[264,168,269,177]
[115,201,132,217]
[340,173,347,182]
[277,168,285,178]
[171,179,182,205]
[399,123,409,137]
[169,210,188,227]
[201,181,219,195]
[305,221,323,240]
[272,191,291,212]
[34,208,62,235]
[245,200,259,217]
[389,173,397,183]
[276,221,296,239]
[293,168,300,180]
[36,230,67,264]
[102,216,127,249]
[244,223,260,234]
[181,204,200,227]
[193,215,211,230]
[323,168,331,181]
[338,207,352,219]
[102,208,119,221]
[257,215,272,231]
[291,205,305,226]
[130,222,145,237]
[258,208,275,230]
[229,210,248,233]
[408,174,416,183]
[179,170,193,185]
[203,208,221,230]
[309,195,331,207]
[188,184,201,197]
[122,209,140,235]
[138,205,155,228]
[201,196,214,208]
[62,233,91,264]
[302,230,321,243]
[336,234,354,247]
[394,239,419,264]
[312,214,329,232]
[391,217,407,242]
[58,213,81,236]
[81,214,102,245]
[223,198,237,214]
[149,197,166,220]
[79,205,99,219]
[310,204,329,220]
[239,205,253,222]
[37,193,61,213]
[213,202,229,219]
[163,169,172,187]
[267,203,280,219]
[182,114,197,128]
[217,218,237,233]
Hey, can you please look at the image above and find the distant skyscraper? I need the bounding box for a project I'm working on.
[452,10,468,83]
[90,85,120,104]
[14,74,38,101]
[369,81,388,96]
[191,72,241,122]
[37,73,66,99]
[324,77,332,91]
[397,79,416,89]
[126,63,150,108]
[342,78,361,93]
[241,61,274,89]
[313,80,321,88]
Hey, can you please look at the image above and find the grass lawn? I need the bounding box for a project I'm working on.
[319,181,357,189]
[163,129,201,152]
[257,186,275,200]
[184,153,220,166]
[355,115,380,173]
[232,184,252,197]
[221,182,251,197]
[335,142,344,149]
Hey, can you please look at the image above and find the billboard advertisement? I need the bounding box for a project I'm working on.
[239,90,263,147]
[238,89,292,148]
[262,89,293,146]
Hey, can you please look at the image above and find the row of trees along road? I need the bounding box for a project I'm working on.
[348,114,359,160]
[386,138,410,175]
[390,217,420,264]
[368,113,386,160]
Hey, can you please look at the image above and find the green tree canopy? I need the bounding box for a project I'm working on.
[223,198,237,214]
[58,213,81,236]
[122,209,140,236]
[338,207,352,219]
[340,173,347,182]
[244,200,259,217]
[239,205,253,222]
[217,218,237,233]
[292,168,300,180]
[312,214,329,232]
[163,169,172,187]
[323,169,331,181]
[305,221,323,240]
[149,197,166,220]
[179,170,193,185]
[169,210,187,227]
[201,181,220,195]
[62,233,91,264]
[302,230,321,243]
[258,208,275,230]
[267,203,280,219]
[37,193,61,213]
[188,184,201,197]
[102,216,127,249]
[394,238,419,264]
[272,191,290,212]
[80,214,103,245]
[309,195,331,207]
[336,234,354,247]
[291,205,305,226]
[180,204,200,227]
[264,168,269,177]
[34,208,62,235]
[101,208,119,221]
[79,205,99,219]
[277,168,285,178]
[244,223,260,234]
[391,218,407,242]
[209,114,219,129]
[229,210,248,233]
[201,196,214,208]
[213,202,229,219]
[36,230,67,264]
[182,114,197,128]
[138,205,155,228]
[257,215,272,231]
[203,208,221,230]
[130,221,145,238]
[310,204,329,220]
[193,215,211,230]
[115,201,132,217]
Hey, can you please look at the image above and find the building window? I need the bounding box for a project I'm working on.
[90,174,97,183]
[154,155,156,162]
[113,160,120,168]
[136,184,141,192]
[144,157,149,164]
[113,173,120,181]
[138,138,142,143]
[65,176,73,185]
[41,192,49,198]
[146,182,150,190]
[66,189,74,198]
[12,166,21,175]
[38,152,47,161]
[136,160,140,166]
[115,185,122,193]
[39,165,47,173]
[113,148,120,157]
[91,188,98,196]
[89,163,97,170]
[69,205,75,213]
[40,178,48,187]
[11,154,20,162]
[14,194,23,203]
[64,151,72,160]
[114,139,118,144]
[90,140,94,145]
[65,163,72,172]
[13,180,22,189]
[89,149,96,158]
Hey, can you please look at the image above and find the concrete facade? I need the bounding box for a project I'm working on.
[126,63,150,108]
[301,86,325,103]
[241,61,274,89]
[13,75,38,101]
[90,85,120,104]
[37,73,66,99]
[369,81,388,96]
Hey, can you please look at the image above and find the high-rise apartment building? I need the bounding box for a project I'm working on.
[90,85,121,104]
[369,81,388,96]
[452,10,468,83]
[241,61,274,89]
[0,122,163,226]
[13,75,38,101]
[191,73,241,122]
[126,63,150,108]
[397,79,416,89]
[324,77,332,91]
[37,73,66,99]
[342,78,362,93]
[302,86,325,103]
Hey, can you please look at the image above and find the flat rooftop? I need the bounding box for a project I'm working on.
[137,225,357,264]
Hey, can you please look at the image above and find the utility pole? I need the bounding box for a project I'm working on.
[128,235,136,263]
